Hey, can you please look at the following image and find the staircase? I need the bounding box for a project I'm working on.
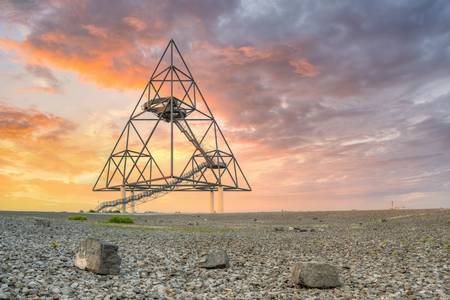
[96,161,212,212]
[174,119,216,167]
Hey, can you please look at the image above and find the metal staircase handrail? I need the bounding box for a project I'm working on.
[96,161,209,211]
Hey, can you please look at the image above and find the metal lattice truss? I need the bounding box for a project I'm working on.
[93,40,251,198]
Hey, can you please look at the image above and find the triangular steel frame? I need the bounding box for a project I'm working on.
[93,39,251,195]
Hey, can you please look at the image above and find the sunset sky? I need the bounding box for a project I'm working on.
[0,1,449,212]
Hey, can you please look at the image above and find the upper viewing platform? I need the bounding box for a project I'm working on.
[141,96,190,122]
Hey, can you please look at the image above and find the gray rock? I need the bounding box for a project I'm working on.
[27,281,38,288]
[293,227,308,232]
[61,287,72,295]
[70,282,79,289]
[0,292,10,300]
[291,261,341,288]
[198,250,229,269]
[33,218,50,227]
[74,238,121,275]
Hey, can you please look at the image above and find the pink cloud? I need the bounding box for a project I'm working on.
[289,58,319,77]
[122,16,147,31]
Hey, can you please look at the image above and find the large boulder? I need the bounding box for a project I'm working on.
[74,238,121,275]
[291,261,341,288]
[198,250,229,269]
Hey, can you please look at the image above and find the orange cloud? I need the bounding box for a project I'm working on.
[0,103,72,139]
[0,103,116,211]
[0,35,148,89]
[0,103,105,180]
[0,34,318,93]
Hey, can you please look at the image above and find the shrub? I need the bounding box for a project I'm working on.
[112,210,121,213]
[108,216,134,224]
[51,241,58,250]
[88,209,96,213]
[68,215,87,221]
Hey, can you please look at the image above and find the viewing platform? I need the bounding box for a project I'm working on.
[141,96,189,122]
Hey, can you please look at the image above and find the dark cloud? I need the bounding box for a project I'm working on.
[407,118,450,150]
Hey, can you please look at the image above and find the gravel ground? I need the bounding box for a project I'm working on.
[0,209,448,299]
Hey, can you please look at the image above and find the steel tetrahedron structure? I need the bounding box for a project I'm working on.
[93,39,251,212]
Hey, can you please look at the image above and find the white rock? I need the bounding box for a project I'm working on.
[70,282,79,289]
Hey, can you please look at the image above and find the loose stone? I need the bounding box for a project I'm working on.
[74,238,121,275]
[291,261,342,288]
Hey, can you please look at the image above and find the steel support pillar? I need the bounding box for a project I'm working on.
[218,186,224,213]
[209,190,215,213]
[130,190,135,214]
[120,186,126,213]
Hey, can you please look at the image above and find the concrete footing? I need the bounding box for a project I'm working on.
[218,186,224,213]
[209,190,215,213]
[120,186,126,213]
[130,191,135,213]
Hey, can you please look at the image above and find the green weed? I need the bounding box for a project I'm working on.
[107,216,134,224]
[68,215,87,221]
[51,241,58,250]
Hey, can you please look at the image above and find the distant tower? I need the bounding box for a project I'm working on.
[93,40,251,212]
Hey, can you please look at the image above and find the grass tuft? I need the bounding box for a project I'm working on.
[108,216,134,224]
[68,215,87,221]
[51,240,58,250]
